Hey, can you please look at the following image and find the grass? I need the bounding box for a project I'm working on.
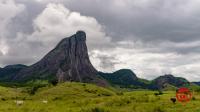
[0,82,199,112]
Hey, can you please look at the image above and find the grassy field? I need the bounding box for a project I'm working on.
[0,82,199,112]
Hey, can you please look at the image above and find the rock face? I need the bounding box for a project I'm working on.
[12,31,107,85]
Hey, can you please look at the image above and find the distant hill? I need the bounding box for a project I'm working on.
[193,82,200,86]
[98,70,191,90]
[98,69,150,89]
[0,64,28,82]
[150,74,190,90]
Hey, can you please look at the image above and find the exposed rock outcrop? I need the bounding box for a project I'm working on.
[11,31,107,85]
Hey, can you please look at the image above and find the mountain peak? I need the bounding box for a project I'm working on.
[58,30,86,46]
[76,30,86,41]
[9,31,107,86]
[163,74,173,77]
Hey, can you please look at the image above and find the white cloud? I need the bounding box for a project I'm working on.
[0,0,25,65]
[28,3,111,50]
[172,63,200,81]
[0,39,9,55]
[35,0,66,4]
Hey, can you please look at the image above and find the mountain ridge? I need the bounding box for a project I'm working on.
[0,31,198,89]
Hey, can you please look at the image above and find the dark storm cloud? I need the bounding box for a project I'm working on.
[42,0,200,57]
[61,0,200,43]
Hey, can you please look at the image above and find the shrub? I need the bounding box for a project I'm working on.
[28,86,40,95]
[116,92,124,96]
[90,107,108,112]
[81,107,108,112]
[1,98,6,101]
[196,89,200,92]
[154,93,159,96]
[154,90,163,96]
[130,96,136,100]
[91,107,104,112]
[158,90,163,95]
[22,97,26,100]
[49,79,58,86]
[101,92,112,96]
[84,89,97,94]
[136,95,149,102]
[52,97,62,101]
[153,106,165,112]
[82,84,86,87]
[192,97,196,100]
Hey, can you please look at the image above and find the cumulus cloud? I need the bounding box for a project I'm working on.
[0,3,111,67]
[29,3,111,48]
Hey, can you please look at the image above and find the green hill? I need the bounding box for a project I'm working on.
[98,69,149,89]
[150,74,190,90]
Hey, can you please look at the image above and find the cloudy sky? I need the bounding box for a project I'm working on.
[0,0,200,81]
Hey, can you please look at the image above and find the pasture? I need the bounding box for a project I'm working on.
[0,82,199,112]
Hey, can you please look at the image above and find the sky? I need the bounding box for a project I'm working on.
[0,0,200,81]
